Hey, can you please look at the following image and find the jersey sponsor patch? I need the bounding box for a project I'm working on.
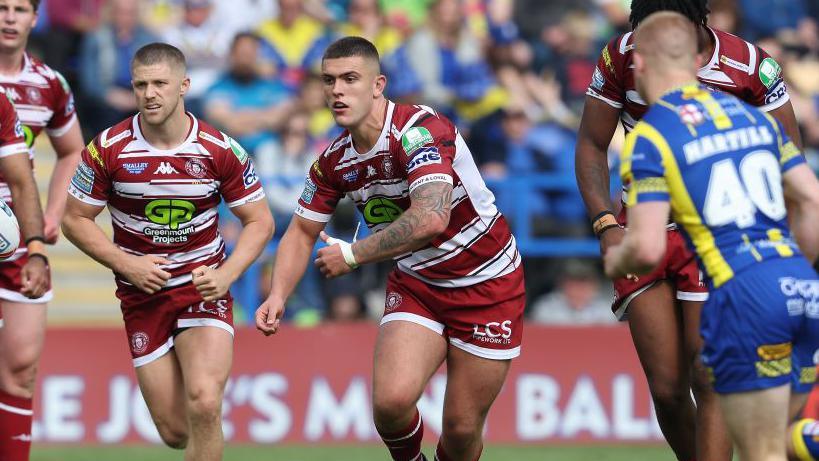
[86,141,104,167]
[13,117,23,139]
[71,161,95,194]
[764,80,787,106]
[243,160,258,188]
[401,126,433,155]
[144,199,196,244]
[591,67,605,91]
[602,46,614,74]
[301,177,317,204]
[678,104,705,126]
[228,136,249,164]
[123,162,149,174]
[406,147,441,173]
[758,57,782,89]
[363,197,402,225]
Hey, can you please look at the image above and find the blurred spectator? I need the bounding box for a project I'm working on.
[475,108,585,233]
[79,0,157,134]
[299,73,343,148]
[739,0,808,43]
[204,32,294,155]
[163,0,239,116]
[405,0,506,125]
[379,0,435,34]
[708,0,741,35]
[594,0,630,35]
[529,259,615,325]
[337,0,421,101]
[512,0,591,41]
[42,0,104,77]
[257,0,332,90]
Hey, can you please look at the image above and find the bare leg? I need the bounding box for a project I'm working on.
[719,384,790,461]
[134,350,188,448]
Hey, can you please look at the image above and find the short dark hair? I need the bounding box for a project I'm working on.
[29,0,39,11]
[231,31,261,49]
[629,0,710,30]
[131,42,187,72]
[322,36,381,69]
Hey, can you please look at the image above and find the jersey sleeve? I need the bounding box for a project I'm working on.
[399,114,455,193]
[294,157,343,223]
[0,94,28,158]
[585,37,625,109]
[45,70,78,137]
[765,114,806,173]
[218,136,265,208]
[752,46,789,112]
[68,138,110,206]
[620,127,668,206]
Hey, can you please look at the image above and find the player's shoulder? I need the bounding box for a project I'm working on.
[391,103,454,152]
[606,32,634,63]
[26,53,71,92]
[711,28,776,85]
[94,116,135,152]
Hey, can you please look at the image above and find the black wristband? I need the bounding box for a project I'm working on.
[590,210,614,225]
[596,223,620,238]
[25,236,46,245]
[28,253,49,266]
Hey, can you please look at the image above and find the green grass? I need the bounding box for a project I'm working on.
[31,444,675,461]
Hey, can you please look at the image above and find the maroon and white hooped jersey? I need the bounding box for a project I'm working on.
[296,101,520,288]
[587,27,789,132]
[68,114,264,290]
[0,53,76,203]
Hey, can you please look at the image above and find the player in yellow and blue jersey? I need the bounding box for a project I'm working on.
[604,12,819,461]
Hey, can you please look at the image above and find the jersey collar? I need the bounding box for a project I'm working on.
[132,112,199,154]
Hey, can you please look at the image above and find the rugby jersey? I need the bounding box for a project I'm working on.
[296,101,520,288]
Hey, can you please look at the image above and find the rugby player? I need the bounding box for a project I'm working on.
[576,1,802,459]
[62,43,273,461]
[255,36,524,461]
[605,12,819,461]
[0,1,84,459]
[0,87,46,460]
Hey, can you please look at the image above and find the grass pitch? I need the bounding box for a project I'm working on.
[32,443,674,460]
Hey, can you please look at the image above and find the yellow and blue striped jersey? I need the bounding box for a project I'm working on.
[620,83,806,288]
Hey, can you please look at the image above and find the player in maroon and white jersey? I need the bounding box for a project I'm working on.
[255,37,524,461]
[62,44,273,461]
[575,1,803,460]
[0,1,84,460]
[0,87,48,461]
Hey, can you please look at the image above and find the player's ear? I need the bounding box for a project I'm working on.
[373,74,386,99]
[180,76,190,97]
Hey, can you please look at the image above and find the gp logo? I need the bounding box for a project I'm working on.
[145,199,195,229]
[363,197,402,225]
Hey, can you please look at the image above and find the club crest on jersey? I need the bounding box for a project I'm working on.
[123,162,149,174]
[154,162,178,175]
[185,158,207,178]
[382,157,394,178]
[401,127,433,155]
[243,161,258,188]
[25,87,41,104]
[385,292,403,312]
[678,104,705,126]
[301,178,317,204]
[758,57,782,89]
[343,170,359,182]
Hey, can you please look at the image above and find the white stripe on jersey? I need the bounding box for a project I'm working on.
[12,104,53,127]
[0,142,28,158]
[399,213,499,270]
[295,205,332,222]
[68,183,107,206]
[226,188,265,208]
[45,113,77,138]
[109,206,217,235]
[113,180,220,200]
[399,237,520,288]
[586,90,624,109]
[348,179,408,207]
[745,41,757,75]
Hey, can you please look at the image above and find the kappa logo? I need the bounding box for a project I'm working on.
[366,165,377,178]
[11,433,31,442]
[154,161,178,175]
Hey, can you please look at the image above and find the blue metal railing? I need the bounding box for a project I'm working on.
[231,173,614,320]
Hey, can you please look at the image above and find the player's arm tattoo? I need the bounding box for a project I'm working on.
[352,181,453,264]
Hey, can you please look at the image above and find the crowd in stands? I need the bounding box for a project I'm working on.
[28,0,819,325]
